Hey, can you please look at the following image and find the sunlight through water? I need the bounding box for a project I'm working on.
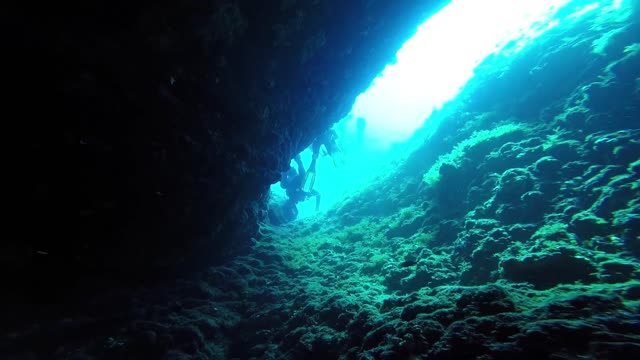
[348,0,574,147]
[272,0,606,221]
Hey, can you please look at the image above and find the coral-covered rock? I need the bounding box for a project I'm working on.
[501,251,597,289]
[570,211,610,239]
[10,0,451,300]
[600,260,638,283]
[495,168,535,202]
[533,155,562,175]
[455,285,516,316]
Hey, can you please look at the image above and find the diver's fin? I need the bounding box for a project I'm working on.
[301,171,316,192]
[332,152,347,168]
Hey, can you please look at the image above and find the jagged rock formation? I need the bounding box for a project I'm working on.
[4,1,639,360]
[8,0,448,298]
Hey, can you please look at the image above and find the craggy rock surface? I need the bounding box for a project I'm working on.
[4,1,640,360]
[8,0,448,296]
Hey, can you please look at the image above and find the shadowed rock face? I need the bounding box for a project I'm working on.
[8,1,448,297]
[3,2,639,359]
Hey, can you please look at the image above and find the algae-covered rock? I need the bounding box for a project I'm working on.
[495,168,536,202]
[600,260,638,283]
[501,251,597,289]
[533,155,562,175]
[570,210,610,239]
[455,285,516,316]
[295,326,347,357]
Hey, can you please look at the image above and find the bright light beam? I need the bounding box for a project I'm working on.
[348,0,573,149]
[271,0,606,221]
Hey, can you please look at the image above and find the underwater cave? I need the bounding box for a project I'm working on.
[5,0,640,359]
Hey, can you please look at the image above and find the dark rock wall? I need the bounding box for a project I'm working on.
[8,1,448,299]
[3,2,639,359]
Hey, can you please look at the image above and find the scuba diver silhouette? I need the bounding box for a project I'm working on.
[301,128,347,192]
[280,154,321,221]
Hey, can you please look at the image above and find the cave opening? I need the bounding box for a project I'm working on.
[269,0,582,222]
[7,0,639,358]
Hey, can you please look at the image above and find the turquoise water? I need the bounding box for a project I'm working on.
[255,1,639,358]
[270,0,624,223]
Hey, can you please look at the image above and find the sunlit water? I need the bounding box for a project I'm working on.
[271,0,614,220]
